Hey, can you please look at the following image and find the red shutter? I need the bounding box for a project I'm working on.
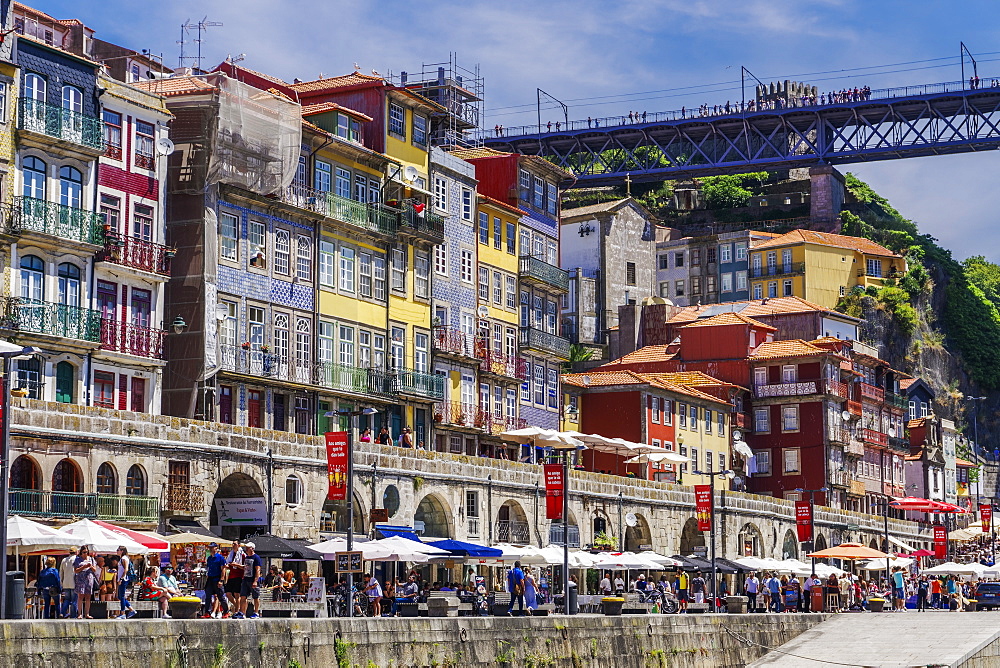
[118,374,128,410]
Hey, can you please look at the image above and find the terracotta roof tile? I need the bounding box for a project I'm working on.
[751,229,902,257]
[749,339,832,360]
[562,370,647,388]
[561,370,732,405]
[478,194,527,217]
[600,345,675,367]
[680,311,777,331]
[907,418,927,429]
[214,63,288,86]
[561,199,630,218]
[133,76,218,97]
[301,101,373,122]
[899,378,916,390]
[667,296,853,325]
[956,458,977,467]
[289,72,384,93]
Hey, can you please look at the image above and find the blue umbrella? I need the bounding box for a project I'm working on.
[427,539,503,559]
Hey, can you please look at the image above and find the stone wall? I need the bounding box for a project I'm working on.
[0,614,829,668]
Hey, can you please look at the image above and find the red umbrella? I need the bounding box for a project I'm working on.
[92,520,169,550]
[927,500,969,514]
[910,549,934,557]
[889,496,937,511]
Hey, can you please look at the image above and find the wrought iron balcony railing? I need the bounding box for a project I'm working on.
[100,320,167,359]
[476,343,530,380]
[315,361,395,399]
[97,232,173,276]
[496,520,530,545]
[885,392,909,410]
[18,98,104,151]
[163,483,203,514]
[863,428,888,446]
[399,203,445,242]
[859,382,885,402]
[219,345,312,384]
[519,255,570,293]
[13,196,106,245]
[518,326,571,360]
[433,401,490,429]
[432,327,476,358]
[394,368,445,400]
[10,489,159,522]
[1,297,102,342]
[749,262,806,279]
[284,185,398,236]
[549,523,581,548]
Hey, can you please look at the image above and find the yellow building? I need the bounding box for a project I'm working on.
[748,229,906,309]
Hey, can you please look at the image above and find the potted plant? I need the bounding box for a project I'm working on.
[259,344,270,354]
[164,248,177,259]
[241,341,251,350]
[456,413,467,425]
[593,531,616,551]
[433,412,444,423]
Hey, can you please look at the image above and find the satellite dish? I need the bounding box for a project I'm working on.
[842,410,851,421]
[477,305,489,318]
[625,513,637,528]
[732,430,743,442]
[403,165,419,183]
[155,137,175,156]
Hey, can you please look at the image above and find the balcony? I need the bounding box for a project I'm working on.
[754,379,819,398]
[477,344,530,381]
[846,439,866,457]
[549,523,581,548]
[432,327,476,359]
[863,428,888,447]
[496,520,530,545]
[467,517,481,538]
[885,392,908,410]
[12,197,106,245]
[100,320,166,359]
[827,380,848,398]
[398,203,445,243]
[434,401,490,429]
[10,489,159,522]
[315,361,395,399]
[519,255,570,293]
[519,326,571,360]
[97,232,173,276]
[485,414,528,436]
[395,368,445,400]
[859,382,885,403]
[163,483,203,514]
[847,400,862,416]
[220,345,312,384]
[284,185,398,236]
[1,298,102,343]
[888,436,910,454]
[749,262,805,279]
[848,480,866,496]
[732,412,747,429]
[18,98,104,153]
[827,470,848,488]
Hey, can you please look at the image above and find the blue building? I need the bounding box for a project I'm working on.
[716,230,777,303]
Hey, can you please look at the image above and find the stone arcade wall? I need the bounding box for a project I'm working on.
[8,398,931,556]
[0,615,829,668]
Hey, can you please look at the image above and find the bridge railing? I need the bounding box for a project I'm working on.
[481,76,1000,141]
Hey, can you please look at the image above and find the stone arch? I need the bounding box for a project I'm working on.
[624,513,652,552]
[737,522,765,557]
[10,455,42,515]
[415,493,453,539]
[814,534,828,552]
[497,499,529,544]
[869,538,879,549]
[96,462,117,495]
[781,529,799,560]
[319,491,366,535]
[52,458,85,516]
[210,472,265,541]
[591,509,611,539]
[679,517,705,555]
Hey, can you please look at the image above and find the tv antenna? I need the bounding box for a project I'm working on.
[178,17,223,71]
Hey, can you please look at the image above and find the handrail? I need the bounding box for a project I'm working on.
[18,98,104,151]
[1,297,102,342]
[13,196,105,245]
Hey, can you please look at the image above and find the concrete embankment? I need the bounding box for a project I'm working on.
[0,614,827,668]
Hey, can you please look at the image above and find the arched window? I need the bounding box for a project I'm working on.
[593,516,607,536]
[22,156,46,201]
[52,458,82,492]
[285,474,303,506]
[57,263,80,306]
[125,465,146,496]
[59,166,82,209]
[55,360,74,403]
[10,456,40,490]
[61,85,82,113]
[19,255,43,302]
[23,73,45,102]
[96,462,117,494]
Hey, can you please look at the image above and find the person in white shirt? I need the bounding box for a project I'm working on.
[803,573,820,612]
[613,574,625,594]
[598,572,612,595]
[744,572,760,611]
[59,548,78,618]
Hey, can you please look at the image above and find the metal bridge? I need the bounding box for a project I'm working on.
[482,78,1000,186]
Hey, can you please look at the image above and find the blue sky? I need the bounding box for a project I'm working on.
[41,0,1000,261]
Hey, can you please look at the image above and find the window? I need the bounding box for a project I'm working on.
[533,364,545,404]
[754,367,768,387]
[59,165,82,208]
[689,405,698,431]
[354,174,367,202]
[783,279,793,297]
[626,261,636,286]
[533,178,544,208]
[335,168,351,198]
[505,275,517,309]
[719,244,731,263]
[413,114,428,146]
[296,235,312,281]
[783,448,801,473]
[434,244,447,275]
[767,281,777,298]
[337,113,350,140]
[391,247,406,292]
[23,72,45,103]
[717,411,725,436]
[390,326,404,369]
[494,216,502,249]
[706,275,716,293]
[285,475,303,506]
[664,400,673,425]
[721,273,733,292]
[658,254,669,270]
[274,229,290,274]
[94,371,115,408]
[691,250,701,266]
[781,365,797,383]
[705,451,713,472]
[319,241,335,286]
[460,250,473,283]
[433,176,447,210]
[318,321,335,363]
[782,405,799,431]
[707,247,717,264]
[62,85,82,113]
[373,254,386,300]
[493,271,503,305]
[679,403,687,428]
[705,409,713,433]
[415,250,430,298]
[97,462,117,494]
[103,110,122,159]
[659,282,671,298]
[674,252,684,267]
[754,407,770,432]
[735,242,748,260]
[478,212,488,244]
[461,188,473,221]
[736,271,747,290]
[273,313,290,368]
[478,267,489,301]
[388,103,405,138]
[218,301,237,347]
[134,120,155,169]
[547,368,558,408]
[126,465,146,496]
[100,195,120,233]
[519,169,531,199]
[691,276,701,295]
[866,258,883,277]
[248,306,265,347]
[755,450,771,475]
[753,283,763,299]
[338,325,354,365]
[506,222,516,254]
[675,280,685,297]
[546,182,558,215]
[690,448,698,470]
[339,246,356,292]
[247,218,265,267]
[651,397,660,423]
[414,332,429,373]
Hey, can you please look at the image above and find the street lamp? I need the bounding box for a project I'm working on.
[692,468,735,611]
[965,397,986,514]
[325,406,378,618]
[794,487,829,570]
[550,440,578,615]
[0,343,41,619]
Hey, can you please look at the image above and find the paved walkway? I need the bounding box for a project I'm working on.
[748,611,1000,667]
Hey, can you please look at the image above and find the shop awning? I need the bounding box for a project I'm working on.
[376,526,422,541]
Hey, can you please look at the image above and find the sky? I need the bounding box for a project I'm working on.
[39,0,1000,261]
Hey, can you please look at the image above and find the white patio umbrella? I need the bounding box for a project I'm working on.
[163,532,222,545]
[625,451,689,465]
[592,552,667,570]
[922,561,980,576]
[367,536,451,562]
[6,516,77,564]
[567,550,606,568]
[637,550,683,567]
[59,518,150,554]
[859,557,913,571]
[308,537,393,561]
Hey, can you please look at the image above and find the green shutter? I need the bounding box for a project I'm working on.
[55,362,74,404]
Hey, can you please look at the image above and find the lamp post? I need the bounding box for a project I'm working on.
[326,406,378,618]
[794,487,829,570]
[965,396,985,514]
[550,441,578,615]
[0,343,42,620]
[693,468,734,611]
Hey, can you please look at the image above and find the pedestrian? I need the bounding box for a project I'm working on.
[202,542,228,618]
[916,576,928,612]
[157,566,182,617]
[73,545,98,619]
[587,116,592,128]
[376,426,392,446]
[224,540,245,613]
[765,572,782,612]
[642,111,647,122]
[546,121,552,132]
[676,569,689,612]
[930,576,942,608]
[400,427,413,448]
[554,121,560,131]
[803,572,819,612]
[359,428,372,443]
[363,574,383,617]
[891,567,905,611]
[598,571,612,595]
[237,542,263,619]
[59,546,78,618]
[613,572,625,594]
[37,556,61,619]
[114,546,137,620]
[691,570,706,605]
[524,568,538,614]
[507,560,525,616]
[744,571,760,611]
[138,565,171,616]
[786,574,801,612]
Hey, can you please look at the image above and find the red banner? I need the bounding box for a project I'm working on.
[543,464,564,520]
[933,525,947,559]
[325,431,349,500]
[795,500,813,542]
[695,485,713,531]
[981,504,993,534]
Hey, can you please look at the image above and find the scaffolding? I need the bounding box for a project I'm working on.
[389,54,483,148]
